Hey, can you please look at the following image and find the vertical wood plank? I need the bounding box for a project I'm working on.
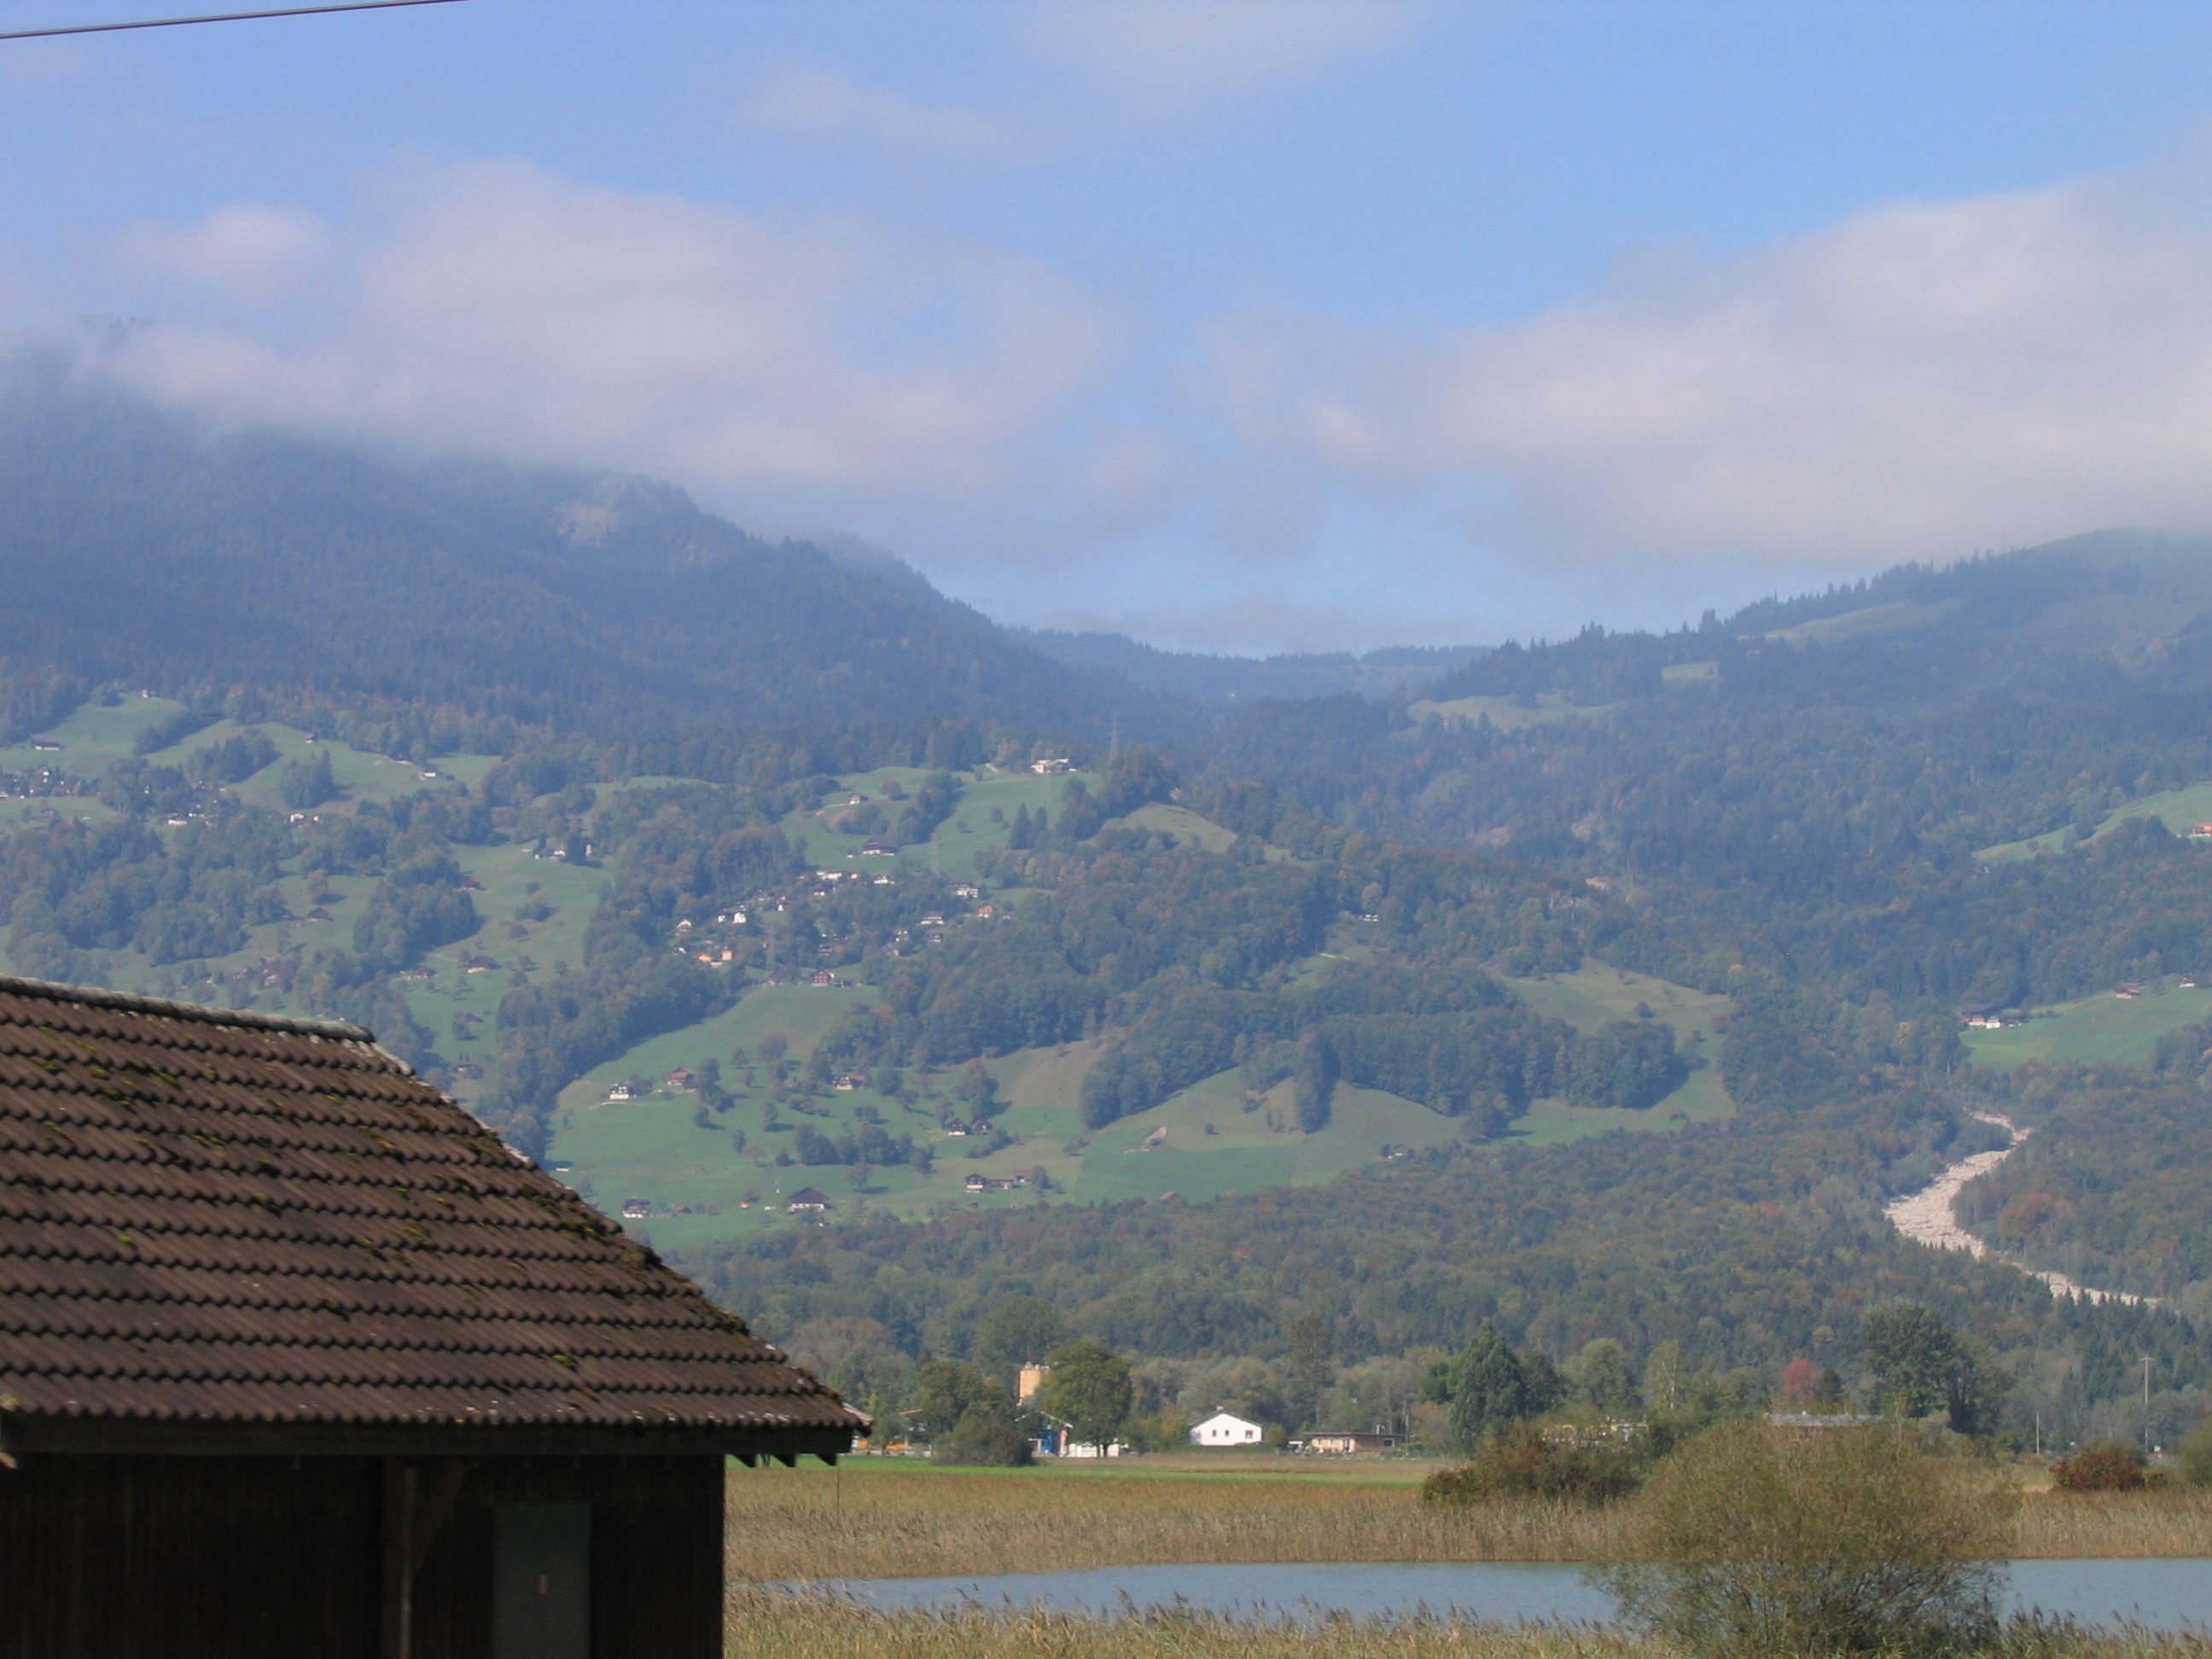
[381,1458,418,1659]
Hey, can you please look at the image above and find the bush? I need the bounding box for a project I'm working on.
[1590,1421,2013,1656]
[2179,1417,2212,1487]
[935,1406,1033,1467]
[914,1359,1033,1468]
[2051,1442,2151,1492]
[1423,1421,1644,1507]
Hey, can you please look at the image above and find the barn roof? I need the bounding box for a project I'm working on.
[0,977,863,1458]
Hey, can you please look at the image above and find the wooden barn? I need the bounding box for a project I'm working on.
[0,976,864,1658]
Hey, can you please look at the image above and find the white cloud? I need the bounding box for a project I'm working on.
[1021,0,1410,100]
[1208,164,2212,562]
[112,203,331,304]
[737,62,1015,155]
[97,159,1126,521]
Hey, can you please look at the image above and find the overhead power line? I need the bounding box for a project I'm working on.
[0,0,468,42]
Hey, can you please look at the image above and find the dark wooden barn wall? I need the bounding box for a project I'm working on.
[0,1453,725,1659]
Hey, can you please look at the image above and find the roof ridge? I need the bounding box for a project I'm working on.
[0,976,374,1044]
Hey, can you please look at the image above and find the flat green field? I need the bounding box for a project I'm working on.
[819,1451,1439,1487]
[1962,978,2212,1070]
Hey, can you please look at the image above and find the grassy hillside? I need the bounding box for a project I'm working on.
[773,763,1101,880]
[1497,963,1734,1143]
[1977,783,2212,864]
[1961,976,2212,1070]
[530,951,1733,1253]
[0,696,495,992]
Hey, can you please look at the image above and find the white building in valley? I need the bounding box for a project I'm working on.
[1189,1412,1265,1447]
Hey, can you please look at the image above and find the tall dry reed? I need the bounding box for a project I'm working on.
[723,1588,2211,1659]
[728,1463,1611,1581]
[2017,1490,2212,1558]
[723,1587,1642,1659]
[725,1463,2212,1583]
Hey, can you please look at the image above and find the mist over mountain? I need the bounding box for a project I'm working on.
[0,371,1180,745]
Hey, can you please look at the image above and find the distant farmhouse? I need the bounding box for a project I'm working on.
[1303,1429,1401,1454]
[1189,1412,1265,1447]
[0,977,863,1658]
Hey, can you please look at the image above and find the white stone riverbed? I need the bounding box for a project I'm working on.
[1883,1111,2148,1305]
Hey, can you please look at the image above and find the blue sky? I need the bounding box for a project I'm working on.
[9,1,2212,651]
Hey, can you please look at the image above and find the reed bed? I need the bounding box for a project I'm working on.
[723,1588,2212,1659]
[724,1587,1649,1659]
[2017,1490,2212,1558]
[727,1463,2212,1583]
[730,1463,1604,1581]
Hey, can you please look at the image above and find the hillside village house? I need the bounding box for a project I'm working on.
[1189,1412,1265,1447]
[0,977,863,1658]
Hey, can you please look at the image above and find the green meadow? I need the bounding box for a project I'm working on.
[1404,692,1614,731]
[537,949,1743,1252]
[1976,782,2212,863]
[1073,1073,1467,1204]
[0,693,1744,1249]
[772,763,1102,880]
[1498,962,1736,1144]
[1759,597,1961,646]
[1961,978,2212,1071]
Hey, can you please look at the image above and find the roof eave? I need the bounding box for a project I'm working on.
[0,1411,860,1464]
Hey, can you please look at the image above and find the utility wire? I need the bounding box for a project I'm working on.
[0,0,468,42]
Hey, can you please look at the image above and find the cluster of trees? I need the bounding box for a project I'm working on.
[0,811,290,982]
[1955,1062,2212,1304]
[1074,975,1681,1136]
[807,812,1675,1135]
[789,1119,926,1171]
[905,1337,1136,1465]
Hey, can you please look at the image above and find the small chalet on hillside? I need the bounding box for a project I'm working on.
[0,977,864,1659]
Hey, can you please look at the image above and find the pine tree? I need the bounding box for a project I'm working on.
[1449,1323,1531,1451]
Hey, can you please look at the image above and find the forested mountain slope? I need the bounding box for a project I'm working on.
[1017,630,1486,705]
[0,370,1163,744]
[1201,534,2212,1012]
[7,387,2212,1459]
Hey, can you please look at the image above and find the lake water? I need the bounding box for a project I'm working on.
[809,1558,2212,1631]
